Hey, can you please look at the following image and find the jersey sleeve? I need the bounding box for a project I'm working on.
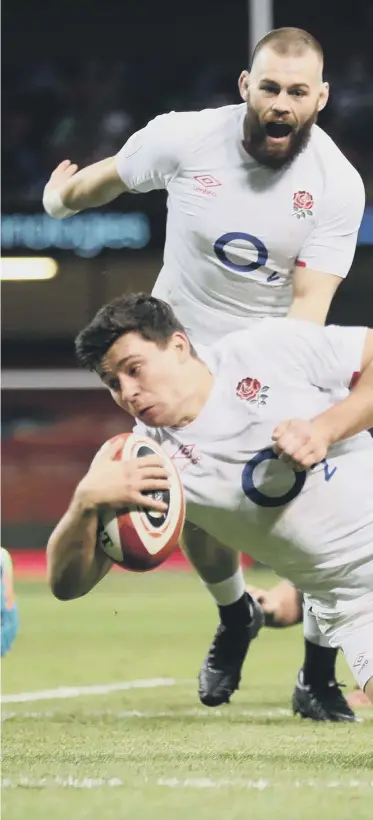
[296,169,365,278]
[273,320,368,390]
[115,111,197,192]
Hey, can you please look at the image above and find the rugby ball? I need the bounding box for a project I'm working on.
[96,433,185,571]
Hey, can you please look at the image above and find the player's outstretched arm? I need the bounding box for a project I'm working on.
[43,112,190,218]
[47,439,170,600]
[42,157,128,219]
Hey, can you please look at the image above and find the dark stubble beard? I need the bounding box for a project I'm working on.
[243,105,318,170]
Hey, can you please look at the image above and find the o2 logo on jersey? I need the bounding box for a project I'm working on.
[214,232,268,275]
[242,447,337,508]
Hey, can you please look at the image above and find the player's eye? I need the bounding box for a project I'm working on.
[128,364,141,377]
[261,84,278,95]
[108,378,120,391]
[290,89,306,97]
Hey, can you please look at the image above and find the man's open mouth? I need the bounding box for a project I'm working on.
[138,406,152,418]
[265,122,293,139]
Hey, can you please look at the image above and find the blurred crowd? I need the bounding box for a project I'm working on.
[3,50,373,207]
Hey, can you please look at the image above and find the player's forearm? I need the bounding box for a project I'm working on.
[62,158,126,210]
[46,489,108,600]
[313,361,373,444]
[43,157,126,217]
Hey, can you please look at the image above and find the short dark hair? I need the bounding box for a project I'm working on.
[75,292,192,371]
[251,27,324,69]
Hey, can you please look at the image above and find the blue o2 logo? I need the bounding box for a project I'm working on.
[242,448,337,508]
[242,447,306,508]
[214,231,268,274]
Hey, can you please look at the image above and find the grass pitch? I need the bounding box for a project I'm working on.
[2,570,373,819]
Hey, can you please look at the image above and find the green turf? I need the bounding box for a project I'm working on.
[2,571,373,820]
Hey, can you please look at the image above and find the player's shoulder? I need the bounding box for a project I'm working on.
[310,125,354,171]
[145,104,244,144]
[211,319,322,357]
[237,318,366,354]
[199,322,314,384]
[205,322,279,363]
[309,125,364,196]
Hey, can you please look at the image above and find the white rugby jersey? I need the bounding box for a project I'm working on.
[116,105,365,343]
[140,319,373,613]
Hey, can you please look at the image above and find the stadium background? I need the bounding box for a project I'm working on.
[2,0,373,555]
[3,3,373,817]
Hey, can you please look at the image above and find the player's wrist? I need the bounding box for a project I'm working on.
[311,415,337,447]
[73,481,100,514]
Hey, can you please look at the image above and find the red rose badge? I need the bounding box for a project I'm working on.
[293,190,314,219]
[236,377,269,406]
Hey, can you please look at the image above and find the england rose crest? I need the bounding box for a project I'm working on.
[236,377,269,406]
[293,190,314,219]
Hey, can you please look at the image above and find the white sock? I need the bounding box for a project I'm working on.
[204,568,246,607]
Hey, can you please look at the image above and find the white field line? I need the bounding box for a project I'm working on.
[157,777,373,791]
[2,707,293,721]
[1,677,180,704]
[1,776,373,790]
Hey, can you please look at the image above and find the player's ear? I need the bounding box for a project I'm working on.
[238,70,250,102]
[171,332,190,363]
[317,81,329,112]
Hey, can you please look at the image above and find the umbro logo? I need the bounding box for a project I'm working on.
[192,175,222,198]
[171,444,202,472]
[193,175,222,187]
[353,652,369,675]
